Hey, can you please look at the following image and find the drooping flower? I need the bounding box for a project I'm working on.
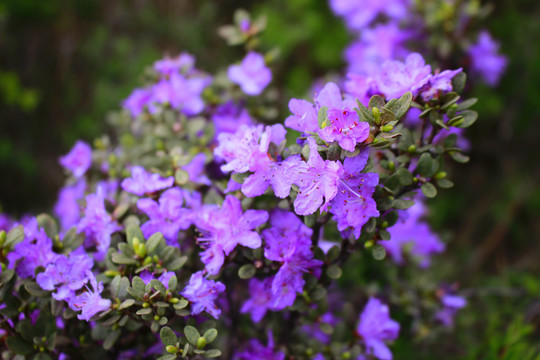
[36,251,93,301]
[329,149,379,238]
[435,294,467,327]
[382,201,445,268]
[77,190,120,260]
[467,30,508,86]
[234,331,285,360]
[293,137,344,215]
[357,298,400,360]
[212,101,254,137]
[196,195,268,275]
[240,277,275,322]
[263,210,322,308]
[7,218,58,278]
[137,187,194,244]
[54,178,86,230]
[59,140,92,178]
[121,166,174,196]
[228,52,272,96]
[181,271,225,319]
[67,271,111,321]
[372,53,432,99]
[318,108,370,152]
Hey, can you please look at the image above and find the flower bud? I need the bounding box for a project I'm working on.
[104,270,120,277]
[434,171,447,179]
[136,243,147,258]
[0,231,5,247]
[382,124,393,132]
[166,345,178,354]
[372,107,381,124]
[388,161,395,171]
[154,315,160,321]
[170,297,180,304]
[196,336,207,349]
[142,302,150,308]
[407,144,417,153]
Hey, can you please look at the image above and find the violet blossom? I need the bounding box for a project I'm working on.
[54,178,86,230]
[228,52,272,96]
[67,271,111,321]
[357,298,400,360]
[121,166,174,196]
[181,271,225,319]
[59,140,92,178]
[468,30,508,86]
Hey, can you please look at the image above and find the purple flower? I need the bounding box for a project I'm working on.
[153,53,195,76]
[181,271,225,319]
[151,72,210,115]
[240,278,275,322]
[330,0,410,30]
[67,271,111,321]
[319,108,370,152]
[137,187,194,244]
[293,137,344,215]
[263,210,322,308]
[345,23,411,75]
[344,73,372,106]
[357,298,400,360]
[421,68,463,101]
[36,251,93,301]
[382,201,445,268]
[373,53,432,99]
[435,294,467,327]
[77,190,120,260]
[182,153,211,186]
[228,52,272,96]
[139,270,175,289]
[123,88,152,117]
[468,30,508,86]
[54,179,86,230]
[196,195,268,275]
[59,141,92,178]
[121,166,174,196]
[234,332,285,360]
[7,218,58,278]
[0,214,13,232]
[214,124,264,174]
[329,149,379,238]
[212,102,254,137]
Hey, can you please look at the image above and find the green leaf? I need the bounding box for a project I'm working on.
[160,326,178,346]
[146,232,164,254]
[385,91,412,119]
[379,229,391,241]
[131,276,146,298]
[118,242,135,257]
[167,256,187,271]
[136,308,152,316]
[175,169,190,186]
[372,245,387,260]
[456,98,478,111]
[203,328,218,344]
[451,72,467,94]
[36,214,58,239]
[6,336,32,355]
[103,330,122,350]
[118,299,136,311]
[356,99,375,123]
[416,153,434,177]
[437,178,454,189]
[395,167,413,186]
[111,252,138,265]
[318,106,328,128]
[368,95,385,110]
[449,151,470,163]
[393,199,415,210]
[5,225,24,247]
[150,279,167,296]
[238,264,256,279]
[326,265,343,279]
[454,110,478,128]
[24,282,50,297]
[184,325,200,346]
[327,143,341,161]
[421,182,437,198]
[326,245,340,262]
[205,349,222,358]
[126,224,144,247]
[168,275,178,292]
[157,355,177,360]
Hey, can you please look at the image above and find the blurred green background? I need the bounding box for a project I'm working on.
[1,0,539,357]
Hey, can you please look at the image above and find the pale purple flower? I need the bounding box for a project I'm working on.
[293,137,344,215]
[357,298,400,360]
[240,278,275,322]
[329,149,379,238]
[330,0,410,30]
[383,201,445,268]
[7,218,58,278]
[228,52,272,96]
[153,53,195,76]
[214,124,264,174]
[150,72,210,115]
[212,101,254,137]
[435,293,466,327]
[68,271,111,321]
[123,88,152,117]
[181,271,225,319]
[421,68,463,101]
[54,178,86,230]
[137,187,194,244]
[234,332,285,360]
[318,108,370,152]
[468,30,508,86]
[182,153,211,185]
[139,270,175,289]
[345,23,411,75]
[373,53,432,99]
[36,251,93,301]
[121,166,174,196]
[344,73,372,106]
[59,140,92,178]
[196,195,268,275]
[77,190,120,260]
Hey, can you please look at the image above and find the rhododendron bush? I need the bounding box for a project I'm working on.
[0,1,513,359]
